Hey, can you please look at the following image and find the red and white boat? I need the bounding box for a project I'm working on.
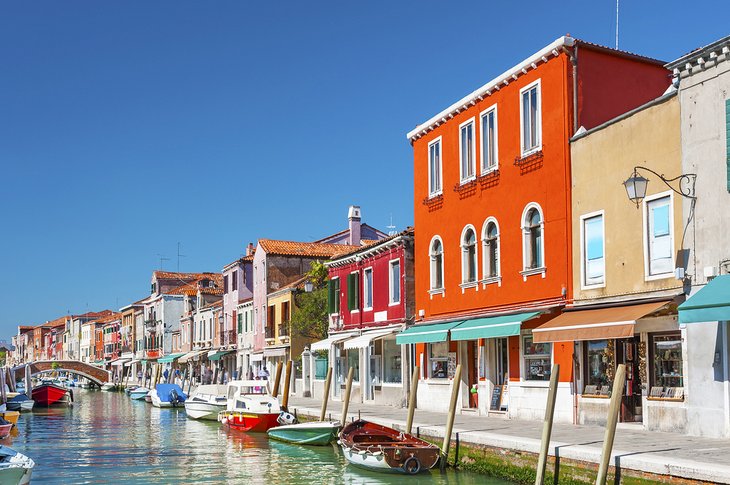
[218,380,280,433]
[31,381,72,407]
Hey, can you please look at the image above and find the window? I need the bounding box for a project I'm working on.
[347,272,360,311]
[347,350,360,382]
[523,334,551,381]
[382,338,402,383]
[232,270,238,291]
[428,138,442,196]
[480,106,498,172]
[584,340,609,390]
[223,275,228,293]
[459,119,476,182]
[582,213,605,286]
[651,333,683,388]
[482,219,500,279]
[430,238,444,290]
[429,342,449,379]
[646,195,673,276]
[363,268,373,310]
[328,278,341,314]
[237,313,243,334]
[520,81,541,154]
[523,205,544,270]
[389,260,401,304]
[461,227,477,284]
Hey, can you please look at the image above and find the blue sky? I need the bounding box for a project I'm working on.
[1,1,727,339]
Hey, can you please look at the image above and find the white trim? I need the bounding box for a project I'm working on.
[481,216,501,281]
[521,202,546,272]
[458,117,477,183]
[579,210,606,290]
[406,36,574,140]
[451,321,522,335]
[388,258,401,305]
[519,79,543,157]
[429,235,445,292]
[642,191,675,281]
[479,103,499,174]
[427,136,443,197]
[460,224,478,285]
[362,267,373,311]
[532,320,635,333]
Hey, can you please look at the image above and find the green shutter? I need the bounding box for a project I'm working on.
[327,280,335,314]
[334,278,340,313]
[237,313,243,333]
[726,99,730,192]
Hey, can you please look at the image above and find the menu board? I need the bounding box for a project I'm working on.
[490,386,503,410]
[447,352,457,379]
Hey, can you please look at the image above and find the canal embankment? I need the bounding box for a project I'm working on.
[288,396,730,484]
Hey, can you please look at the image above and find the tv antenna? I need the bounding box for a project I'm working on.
[615,0,620,49]
[387,214,397,236]
[177,242,187,272]
[156,253,170,270]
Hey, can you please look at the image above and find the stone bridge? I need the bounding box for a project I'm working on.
[12,360,111,386]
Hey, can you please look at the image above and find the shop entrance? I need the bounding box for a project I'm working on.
[616,336,642,423]
[461,341,479,409]
[495,338,509,386]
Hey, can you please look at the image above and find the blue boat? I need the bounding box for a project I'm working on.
[150,384,187,408]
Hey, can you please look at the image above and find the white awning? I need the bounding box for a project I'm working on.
[250,353,264,362]
[110,358,130,367]
[263,346,289,358]
[310,332,356,352]
[124,359,140,367]
[178,350,205,364]
[344,329,398,350]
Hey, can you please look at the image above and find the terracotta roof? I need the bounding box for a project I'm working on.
[153,271,218,281]
[94,312,122,324]
[42,316,70,329]
[200,300,223,311]
[278,275,309,292]
[238,296,254,304]
[18,326,34,333]
[329,228,414,261]
[165,273,224,296]
[312,223,388,244]
[258,239,360,258]
[73,310,113,319]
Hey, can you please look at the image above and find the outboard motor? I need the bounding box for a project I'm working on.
[277,412,297,426]
[169,389,180,407]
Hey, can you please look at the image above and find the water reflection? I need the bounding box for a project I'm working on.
[8,390,510,484]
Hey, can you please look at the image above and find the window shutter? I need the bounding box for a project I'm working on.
[347,274,355,310]
[726,99,730,192]
[327,280,335,314]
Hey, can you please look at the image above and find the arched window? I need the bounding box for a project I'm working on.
[461,227,477,284]
[523,205,544,270]
[430,238,444,290]
[482,219,500,279]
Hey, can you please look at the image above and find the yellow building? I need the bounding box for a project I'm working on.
[264,276,308,373]
[534,92,688,433]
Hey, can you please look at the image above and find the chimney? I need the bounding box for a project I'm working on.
[246,242,255,256]
[348,205,361,246]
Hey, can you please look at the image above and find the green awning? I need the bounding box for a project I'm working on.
[451,311,541,341]
[679,275,730,323]
[396,321,463,345]
[140,360,148,365]
[157,353,186,364]
[208,350,233,361]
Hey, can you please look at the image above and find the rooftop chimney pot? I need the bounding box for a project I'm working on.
[348,205,362,246]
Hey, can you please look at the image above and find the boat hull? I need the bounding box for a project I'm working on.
[0,447,35,485]
[0,412,20,428]
[219,411,280,433]
[184,402,225,420]
[0,425,11,440]
[267,421,340,446]
[31,384,71,407]
[129,390,149,400]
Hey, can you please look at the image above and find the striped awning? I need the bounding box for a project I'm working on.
[396,321,462,345]
[451,312,541,341]
[178,350,205,364]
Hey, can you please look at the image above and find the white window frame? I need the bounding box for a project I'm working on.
[460,224,478,288]
[458,117,477,183]
[580,210,606,289]
[642,191,674,281]
[520,330,553,383]
[428,136,443,197]
[520,202,546,279]
[329,276,341,315]
[519,79,542,157]
[481,217,501,285]
[479,104,499,174]
[388,259,401,306]
[362,267,374,311]
[429,235,445,295]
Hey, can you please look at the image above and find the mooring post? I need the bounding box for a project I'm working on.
[441,364,462,471]
[0,369,7,405]
[320,367,332,422]
[406,365,420,435]
[281,360,293,411]
[596,364,626,485]
[271,362,284,398]
[341,366,355,424]
[535,364,560,485]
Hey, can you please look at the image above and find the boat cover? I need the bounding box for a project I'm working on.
[155,384,187,403]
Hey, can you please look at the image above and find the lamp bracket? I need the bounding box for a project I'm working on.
[633,165,697,201]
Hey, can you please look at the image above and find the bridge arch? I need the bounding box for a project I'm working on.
[12,361,111,386]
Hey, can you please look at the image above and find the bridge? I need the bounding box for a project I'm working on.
[11,360,112,386]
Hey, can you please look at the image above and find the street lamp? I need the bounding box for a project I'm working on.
[622,165,697,208]
[304,280,314,293]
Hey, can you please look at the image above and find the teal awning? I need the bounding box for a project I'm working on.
[157,353,185,364]
[208,350,233,361]
[396,321,463,345]
[451,311,541,341]
[679,275,730,323]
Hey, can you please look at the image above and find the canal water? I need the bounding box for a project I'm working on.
[9,389,513,484]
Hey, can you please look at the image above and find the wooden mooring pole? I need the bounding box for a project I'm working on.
[406,365,420,435]
[596,364,626,485]
[341,367,355,424]
[535,364,560,485]
[271,362,284,397]
[320,367,332,422]
[441,364,462,470]
[281,360,293,411]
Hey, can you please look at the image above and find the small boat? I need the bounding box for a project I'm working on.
[129,387,150,400]
[0,413,20,428]
[31,382,72,407]
[339,420,440,475]
[125,385,139,394]
[0,421,12,440]
[184,384,227,420]
[0,446,34,484]
[100,383,117,392]
[218,380,280,433]
[267,420,341,446]
[6,394,34,413]
[150,384,187,408]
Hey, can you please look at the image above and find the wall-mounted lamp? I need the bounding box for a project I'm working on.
[622,165,697,208]
[303,280,314,293]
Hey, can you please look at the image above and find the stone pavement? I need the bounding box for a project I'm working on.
[287,396,730,483]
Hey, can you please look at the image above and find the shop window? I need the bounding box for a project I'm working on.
[429,341,449,379]
[645,194,673,276]
[459,118,476,182]
[650,333,683,398]
[583,340,610,392]
[428,137,442,196]
[382,338,402,383]
[523,334,551,381]
[582,213,605,286]
[430,238,444,291]
[347,350,360,382]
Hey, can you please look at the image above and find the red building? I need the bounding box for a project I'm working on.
[400,36,670,419]
[320,229,414,405]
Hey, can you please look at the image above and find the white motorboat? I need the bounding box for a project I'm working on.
[149,384,187,408]
[217,380,281,432]
[183,384,227,420]
[129,387,150,400]
[0,446,34,485]
[100,383,117,392]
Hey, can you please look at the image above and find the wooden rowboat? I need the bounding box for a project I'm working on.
[339,420,440,475]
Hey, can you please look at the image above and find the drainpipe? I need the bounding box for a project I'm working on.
[561,44,579,134]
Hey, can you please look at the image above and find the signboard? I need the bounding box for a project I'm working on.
[447,352,457,379]
[489,386,503,411]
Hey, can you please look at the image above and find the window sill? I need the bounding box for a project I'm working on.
[481,276,502,287]
[581,282,606,290]
[520,267,546,280]
[362,307,373,312]
[388,301,401,307]
[580,394,610,399]
[646,397,685,402]
[428,288,445,299]
[459,281,478,293]
[644,272,674,282]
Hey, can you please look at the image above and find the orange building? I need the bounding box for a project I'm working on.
[399,36,670,420]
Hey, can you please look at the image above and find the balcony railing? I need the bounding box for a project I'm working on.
[265,326,274,339]
[278,323,289,338]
